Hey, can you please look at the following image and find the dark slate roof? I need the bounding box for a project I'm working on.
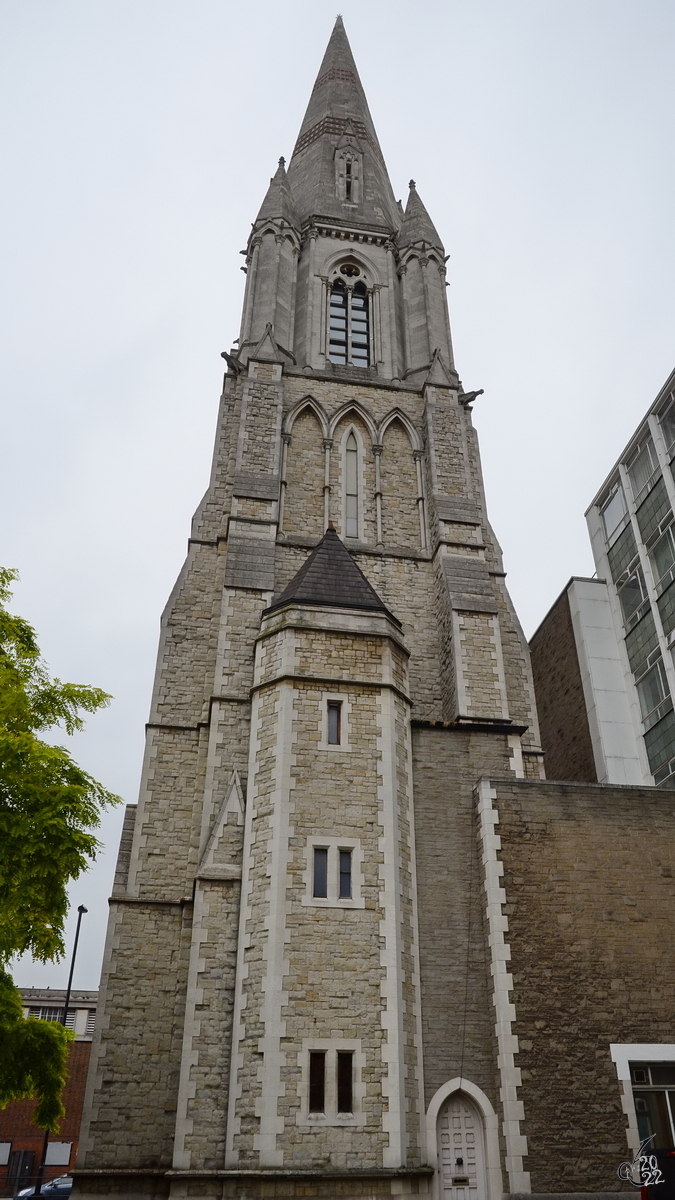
[267,527,400,625]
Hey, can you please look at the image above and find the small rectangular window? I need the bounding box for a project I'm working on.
[336,1051,353,1113]
[339,849,352,899]
[313,848,328,898]
[327,701,342,745]
[309,1051,326,1113]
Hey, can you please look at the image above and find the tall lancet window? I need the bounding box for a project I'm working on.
[345,433,359,537]
[328,278,370,367]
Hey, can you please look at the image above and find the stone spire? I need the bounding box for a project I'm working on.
[398,179,445,252]
[286,16,399,229]
[254,157,299,229]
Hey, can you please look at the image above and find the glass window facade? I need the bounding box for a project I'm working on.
[627,436,659,500]
[602,484,627,540]
[660,398,675,450]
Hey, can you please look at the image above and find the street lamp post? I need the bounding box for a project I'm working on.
[32,905,88,1198]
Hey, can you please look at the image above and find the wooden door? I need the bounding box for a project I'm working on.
[438,1093,487,1200]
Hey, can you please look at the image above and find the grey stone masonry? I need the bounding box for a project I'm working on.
[75,17,547,1200]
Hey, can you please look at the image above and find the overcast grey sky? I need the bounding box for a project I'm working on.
[2,0,674,989]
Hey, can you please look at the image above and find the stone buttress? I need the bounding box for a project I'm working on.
[76,17,543,1200]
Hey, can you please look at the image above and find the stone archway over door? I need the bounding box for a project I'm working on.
[438,1093,488,1200]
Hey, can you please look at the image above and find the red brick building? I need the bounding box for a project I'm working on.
[0,991,97,1196]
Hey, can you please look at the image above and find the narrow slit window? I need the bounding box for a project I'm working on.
[309,1051,326,1113]
[327,701,342,745]
[336,1051,353,1113]
[329,281,348,364]
[313,847,328,898]
[345,160,352,200]
[345,433,358,537]
[339,849,352,899]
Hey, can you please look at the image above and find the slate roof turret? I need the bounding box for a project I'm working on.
[267,526,400,624]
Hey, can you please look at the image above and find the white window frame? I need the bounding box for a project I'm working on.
[626,436,659,503]
[658,393,675,452]
[302,837,364,909]
[44,1143,72,1166]
[296,1038,366,1127]
[601,480,628,544]
[318,692,352,751]
[611,1043,675,1154]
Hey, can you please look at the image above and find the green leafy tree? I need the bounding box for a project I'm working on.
[0,568,120,1129]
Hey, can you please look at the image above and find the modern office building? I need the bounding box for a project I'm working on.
[532,368,675,789]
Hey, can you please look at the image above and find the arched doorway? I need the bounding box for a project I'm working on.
[437,1092,488,1200]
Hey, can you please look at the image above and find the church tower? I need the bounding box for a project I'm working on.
[77,19,543,1200]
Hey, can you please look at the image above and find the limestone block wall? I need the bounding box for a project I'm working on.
[380,418,421,550]
[79,351,543,1187]
[487,777,675,1193]
[282,408,325,539]
[225,603,424,1170]
[412,728,515,1119]
[79,807,193,1172]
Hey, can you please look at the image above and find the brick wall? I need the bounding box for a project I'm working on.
[491,777,675,1192]
[0,1041,91,1194]
[529,587,597,782]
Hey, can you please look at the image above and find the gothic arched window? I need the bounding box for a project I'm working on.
[328,280,370,367]
[345,432,359,537]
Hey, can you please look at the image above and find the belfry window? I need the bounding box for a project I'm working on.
[345,433,359,537]
[345,160,352,201]
[350,284,369,366]
[328,281,370,367]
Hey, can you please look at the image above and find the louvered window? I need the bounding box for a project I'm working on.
[350,284,369,366]
[328,281,370,367]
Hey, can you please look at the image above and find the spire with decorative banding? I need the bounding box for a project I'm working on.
[286,16,399,229]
